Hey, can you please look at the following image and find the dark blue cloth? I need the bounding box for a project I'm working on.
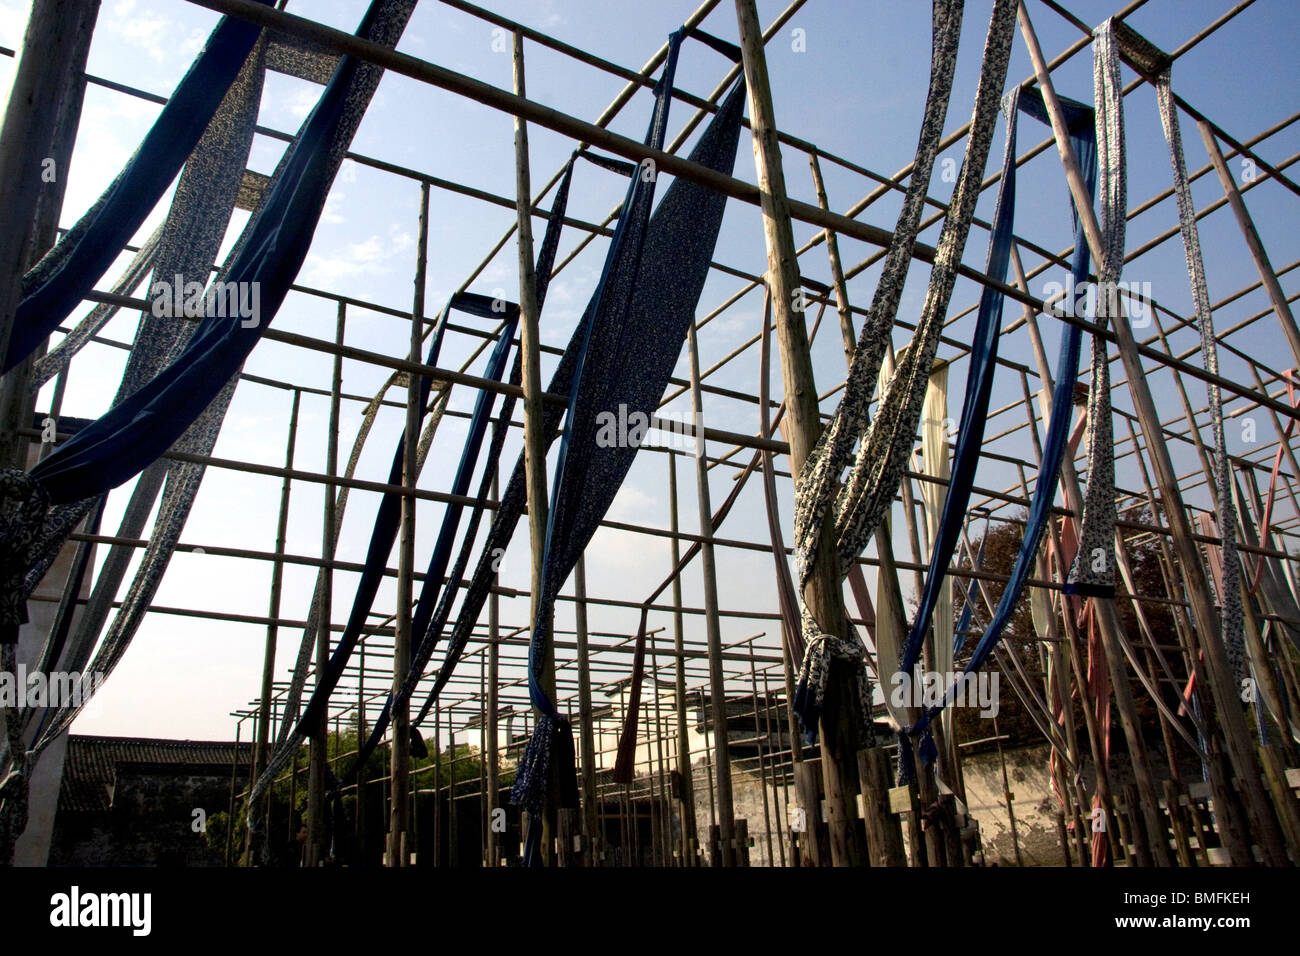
[322,159,577,783]
[509,60,748,866]
[897,90,1022,679]
[4,3,271,373]
[902,89,1098,765]
[293,302,458,738]
[29,0,410,504]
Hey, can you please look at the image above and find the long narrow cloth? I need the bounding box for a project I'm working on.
[243,291,490,825]
[400,49,745,757]
[0,0,417,659]
[790,0,1013,743]
[611,293,795,782]
[3,1,273,372]
[893,71,1116,770]
[334,168,574,783]
[30,42,269,750]
[1126,19,1246,682]
[510,45,747,864]
[899,83,1103,767]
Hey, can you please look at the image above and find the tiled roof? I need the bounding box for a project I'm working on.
[58,735,251,813]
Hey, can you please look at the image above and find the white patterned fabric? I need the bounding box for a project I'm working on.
[791,0,1018,743]
[1137,38,1246,682]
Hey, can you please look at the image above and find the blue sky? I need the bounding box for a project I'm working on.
[2,0,1297,742]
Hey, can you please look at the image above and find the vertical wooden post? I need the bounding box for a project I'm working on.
[0,0,99,471]
[686,323,735,865]
[1017,0,1284,864]
[734,0,866,867]
[245,389,300,863]
[574,555,599,865]
[512,29,558,865]
[0,2,97,861]
[1197,121,1300,367]
[388,180,429,867]
[486,471,501,868]
[667,453,698,864]
[857,747,906,866]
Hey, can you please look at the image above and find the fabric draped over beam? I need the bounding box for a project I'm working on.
[327,160,579,788]
[790,0,1014,744]
[30,39,271,755]
[1109,16,1246,682]
[2,1,274,374]
[897,78,1106,771]
[0,0,418,856]
[243,289,518,825]
[0,0,418,653]
[509,38,747,865]
[405,88,742,735]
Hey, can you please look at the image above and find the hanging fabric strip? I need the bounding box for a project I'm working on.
[793,0,964,596]
[792,0,1015,744]
[338,167,579,785]
[612,291,803,781]
[274,367,449,755]
[347,314,517,771]
[1065,19,1121,599]
[30,40,269,745]
[27,0,417,505]
[27,0,418,753]
[901,83,1099,757]
[512,56,748,863]
[611,296,814,780]
[289,301,457,741]
[406,92,759,731]
[3,0,417,660]
[3,1,273,372]
[28,224,163,391]
[1151,62,1246,682]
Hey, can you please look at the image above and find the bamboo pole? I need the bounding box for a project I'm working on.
[667,452,698,865]
[511,31,559,864]
[1017,0,1287,866]
[0,0,99,470]
[686,323,735,866]
[387,180,430,867]
[1196,120,1300,367]
[486,469,500,867]
[574,555,599,865]
[735,0,866,867]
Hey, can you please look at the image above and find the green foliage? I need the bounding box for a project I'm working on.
[204,718,514,864]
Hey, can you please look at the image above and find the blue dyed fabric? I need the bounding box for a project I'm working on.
[506,55,748,865]
[28,0,416,504]
[4,2,272,373]
[902,88,1098,767]
[319,160,578,783]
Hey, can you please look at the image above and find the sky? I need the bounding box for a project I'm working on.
[1,0,1298,744]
